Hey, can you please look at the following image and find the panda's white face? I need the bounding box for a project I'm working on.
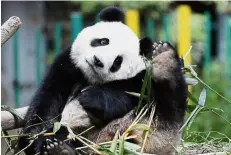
[71,22,146,84]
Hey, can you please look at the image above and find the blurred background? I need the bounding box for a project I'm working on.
[1,0,231,147]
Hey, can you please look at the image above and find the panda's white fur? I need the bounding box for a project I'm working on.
[70,21,146,84]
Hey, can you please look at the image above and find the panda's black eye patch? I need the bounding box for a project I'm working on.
[110,56,123,73]
[91,38,109,47]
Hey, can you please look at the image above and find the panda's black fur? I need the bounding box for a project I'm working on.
[17,6,187,155]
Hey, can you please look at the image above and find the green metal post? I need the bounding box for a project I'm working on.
[71,12,83,43]
[204,11,211,78]
[146,17,154,41]
[13,32,20,108]
[163,14,169,41]
[95,16,100,24]
[224,16,231,98]
[35,28,41,86]
[54,22,62,56]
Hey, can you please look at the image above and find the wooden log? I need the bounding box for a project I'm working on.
[1,16,22,46]
[1,106,28,130]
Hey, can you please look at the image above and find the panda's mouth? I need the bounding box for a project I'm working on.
[85,59,99,76]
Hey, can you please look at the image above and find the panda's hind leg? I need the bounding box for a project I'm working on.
[41,137,77,155]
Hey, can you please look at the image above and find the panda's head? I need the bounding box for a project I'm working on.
[71,6,153,84]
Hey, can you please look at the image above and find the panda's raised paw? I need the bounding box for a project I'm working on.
[41,138,76,155]
[152,41,174,57]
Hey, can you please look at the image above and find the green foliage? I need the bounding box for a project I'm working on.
[72,1,171,18]
[184,61,231,141]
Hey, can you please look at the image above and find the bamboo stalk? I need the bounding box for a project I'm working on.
[1,106,28,130]
[1,16,22,46]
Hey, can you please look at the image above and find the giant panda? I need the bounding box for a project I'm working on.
[17,6,187,155]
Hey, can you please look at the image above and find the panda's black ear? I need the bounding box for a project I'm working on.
[98,6,124,22]
[139,37,153,59]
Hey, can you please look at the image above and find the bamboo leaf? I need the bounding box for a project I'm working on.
[119,135,125,155]
[186,65,198,77]
[136,69,149,113]
[187,67,231,104]
[53,122,61,134]
[5,147,11,155]
[180,88,207,132]
[200,107,224,113]
[98,146,115,155]
[198,88,206,107]
[187,91,198,105]
[128,124,150,132]
[110,131,119,153]
[185,77,198,86]
[124,141,141,152]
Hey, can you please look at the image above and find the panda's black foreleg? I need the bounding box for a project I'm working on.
[151,41,187,125]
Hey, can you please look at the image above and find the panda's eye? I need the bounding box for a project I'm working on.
[100,39,108,45]
[91,38,109,47]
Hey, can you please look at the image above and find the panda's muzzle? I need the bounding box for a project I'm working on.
[93,55,104,68]
[85,59,99,75]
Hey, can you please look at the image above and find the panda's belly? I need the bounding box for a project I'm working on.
[82,110,181,155]
[61,100,181,155]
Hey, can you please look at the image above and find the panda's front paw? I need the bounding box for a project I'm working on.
[152,41,175,58]
[41,138,76,155]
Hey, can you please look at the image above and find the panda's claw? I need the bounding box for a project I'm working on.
[41,138,76,155]
[159,41,163,44]
[153,42,158,48]
[54,141,59,146]
[152,41,174,58]
[163,43,168,47]
[44,151,48,155]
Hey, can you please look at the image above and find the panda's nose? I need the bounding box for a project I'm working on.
[93,55,104,68]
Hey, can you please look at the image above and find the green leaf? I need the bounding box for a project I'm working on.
[128,124,150,132]
[180,88,207,132]
[198,88,206,107]
[5,147,11,155]
[98,146,115,155]
[187,91,198,105]
[110,131,119,153]
[185,77,198,86]
[53,122,61,134]
[124,141,141,152]
[186,65,198,77]
[136,59,153,114]
[119,136,125,155]
[200,107,224,113]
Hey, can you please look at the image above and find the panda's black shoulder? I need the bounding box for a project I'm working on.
[98,6,124,22]
[47,47,75,74]
[42,47,86,91]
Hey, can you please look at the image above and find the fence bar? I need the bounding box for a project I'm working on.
[177,5,192,92]
[13,32,20,108]
[54,22,62,56]
[146,17,154,40]
[125,10,140,37]
[177,5,192,66]
[35,28,41,86]
[204,12,211,78]
[163,14,169,41]
[71,12,83,43]
[224,16,231,98]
